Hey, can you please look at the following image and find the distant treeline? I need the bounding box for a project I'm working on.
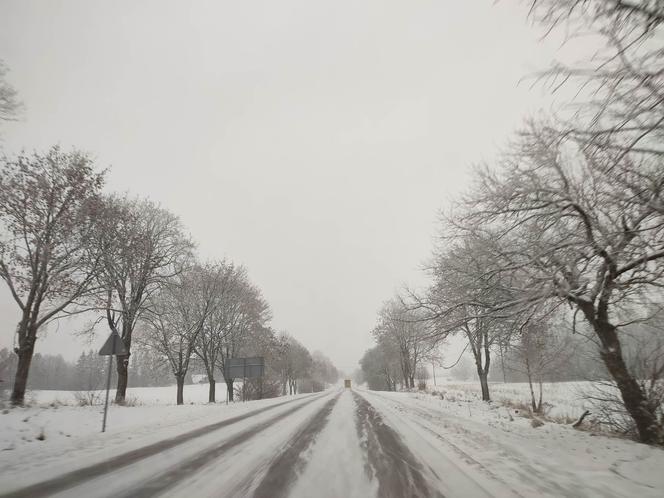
[0,347,173,392]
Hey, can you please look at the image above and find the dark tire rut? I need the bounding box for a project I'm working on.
[353,391,444,498]
[249,392,341,498]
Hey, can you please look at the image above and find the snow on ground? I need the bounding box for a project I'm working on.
[363,389,664,497]
[0,383,313,490]
[40,392,336,498]
[1,383,243,454]
[287,389,377,498]
[431,380,597,422]
[159,391,343,498]
[2,383,664,497]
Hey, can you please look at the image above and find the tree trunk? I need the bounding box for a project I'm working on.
[525,356,538,412]
[114,319,134,403]
[401,355,411,390]
[537,379,543,413]
[526,377,538,413]
[10,324,36,406]
[176,375,185,405]
[208,376,215,403]
[114,354,129,403]
[499,342,507,383]
[225,378,234,401]
[576,299,663,444]
[482,333,491,401]
[468,324,491,402]
[478,370,490,401]
[473,348,491,401]
[598,324,663,444]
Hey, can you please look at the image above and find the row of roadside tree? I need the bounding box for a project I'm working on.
[360,1,664,446]
[0,74,338,405]
[0,148,338,405]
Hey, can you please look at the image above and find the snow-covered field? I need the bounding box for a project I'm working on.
[432,380,596,422]
[0,383,255,452]
[0,383,314,491]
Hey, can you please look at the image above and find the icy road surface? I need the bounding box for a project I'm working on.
[2,388,663,498]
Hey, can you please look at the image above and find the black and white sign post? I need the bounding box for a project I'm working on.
[98,331,127,433]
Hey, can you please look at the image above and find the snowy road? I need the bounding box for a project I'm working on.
[2,388,662,498]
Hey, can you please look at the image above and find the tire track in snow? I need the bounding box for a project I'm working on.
[0,392,324,498]
[249,392,341,498]
[116,392,334,498]
[363,390,627,498]
[352,391,445,498]
[361,390,517,497]
[285,390,378,498]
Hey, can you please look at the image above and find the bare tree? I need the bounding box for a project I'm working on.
[359,344,400,391]
[528,1,664,164]
[507,312,575,413]
[287,336,312,395]
[372,299,438,390]
[274,334,312,395]
[310,351,339,391]
[212,274,271,401]
[193,260,244,403]
[455,0,664,442]
[583,309,664,436]
[141,263,218,405]
[456,121,664,443]
[93,195,193,403]
[239,326,281,400]
[0,147,105,405]
[423,235,516,401]
[0,60,22,123]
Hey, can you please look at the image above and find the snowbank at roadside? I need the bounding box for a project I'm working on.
[0,384,309,484]
[364,389,664,497]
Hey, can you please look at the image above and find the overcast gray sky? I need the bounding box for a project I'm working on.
[0,0,563,372]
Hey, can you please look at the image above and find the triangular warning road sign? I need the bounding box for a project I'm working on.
[99,331,127,356]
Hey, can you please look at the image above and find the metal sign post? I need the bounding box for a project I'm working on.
[102,354,113,430]
[99,331,127,433]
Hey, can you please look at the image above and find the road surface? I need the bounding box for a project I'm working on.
[2,389,658,498]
